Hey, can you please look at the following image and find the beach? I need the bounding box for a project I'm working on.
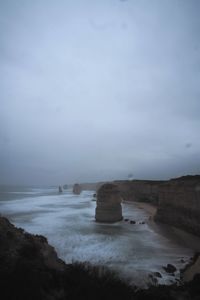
[131,200,200,252]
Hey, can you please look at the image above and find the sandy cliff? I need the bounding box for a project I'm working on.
[114,180,164,205]
[155,176,200,237]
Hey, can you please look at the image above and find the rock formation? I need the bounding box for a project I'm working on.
[0,216,133,300]
[58,185,63,193]
[1,216,200,299]
[155,175,200,236]
[114,180,164,205]
[73,183,82,195]
[183,253,200,282]
[95,184,123,223]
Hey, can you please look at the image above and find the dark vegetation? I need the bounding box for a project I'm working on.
[0,216,200,300]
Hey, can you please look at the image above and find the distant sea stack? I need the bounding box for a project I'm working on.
[155,175,200,236]
[95,184,123,223]
[73,183,82,195]
[63,184,68,190]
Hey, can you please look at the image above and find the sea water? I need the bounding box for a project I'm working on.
[0,186,192,287]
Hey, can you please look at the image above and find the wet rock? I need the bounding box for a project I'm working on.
[153,272,162,278]
[73,183,82,195]
[124,218,129,222]
[58,185,63,193]
[163,264,177,274]
[182,252,200,282]
[130,220,136,224]
[95,184,123,223]
[148,274,158,286]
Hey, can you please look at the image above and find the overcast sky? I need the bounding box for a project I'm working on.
[1,0,200,185]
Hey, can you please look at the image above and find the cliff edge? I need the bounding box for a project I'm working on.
[155,175,200,237]
[1,216,200,300]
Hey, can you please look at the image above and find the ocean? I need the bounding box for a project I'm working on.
[0,186,193,287]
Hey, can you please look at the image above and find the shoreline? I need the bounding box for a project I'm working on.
[126,200,200,252]
[1,215,200,299]
[127,200,200,282]
[128,200,157,218]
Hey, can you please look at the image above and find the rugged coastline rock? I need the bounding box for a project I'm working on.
[182,253,200,282]
[1,216,200,300]
[0,216,134,300]
[95,184,123,223]
[63,184,68,190]
[155,175,200,237]
[114,180,164,205]
[163,264,177,274]
[73,183,82,195]
[58,185,63,193]
[113,175,200,238]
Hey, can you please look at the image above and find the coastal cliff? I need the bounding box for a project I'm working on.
[74,175,200,237]
[114,180,164,205]
[1,216,200,300]
[0,216,133,300]
[113,176,200,238]
[155,176,200,237]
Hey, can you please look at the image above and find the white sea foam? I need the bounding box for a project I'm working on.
[0,189,192,287]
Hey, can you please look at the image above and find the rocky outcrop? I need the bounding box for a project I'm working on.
[1,216,200,300]
[113,175,200,237]
[73,183,82,195]
[95,184,123,223]
[0,216,134,300]
[58,185,63,193]
[114,180,164,205]
[155,176,200,236]
[63,184,68,189]
[183,253,200,282]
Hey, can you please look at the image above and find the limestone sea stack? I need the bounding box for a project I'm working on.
[95,184,123,223]
[73,183,82,195]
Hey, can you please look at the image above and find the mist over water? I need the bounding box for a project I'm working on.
[0,186,192,287]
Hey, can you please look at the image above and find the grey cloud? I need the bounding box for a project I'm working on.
[0,0,200,185]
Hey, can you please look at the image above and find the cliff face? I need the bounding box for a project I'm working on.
[95,184,123,223]
[113,176,200,237]
[183,254,200,282]
[72,182,104,194]
[80,182,104,191]
[155,176,200,236]
[114,180,164,205]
